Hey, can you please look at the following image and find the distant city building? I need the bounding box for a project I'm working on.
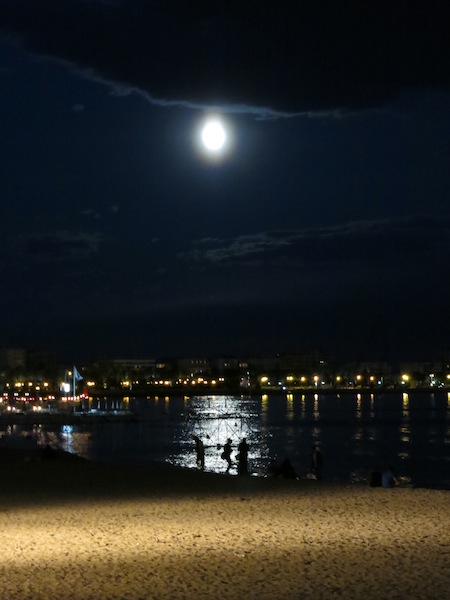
[343,361,391,376]
[278,352,324,374]
[399,361,441,374]
[98,358,157,372]
[176,358,211,378]
[27,350,57,373]
[2,346,450,394]
[210,357,240,372]
[246,356,279,373]
[0,348,27,370]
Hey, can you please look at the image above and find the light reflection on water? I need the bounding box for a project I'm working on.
[1,392,450,489]
[356,394,362,420]
[169,395,268,474]
[58,425,92,456]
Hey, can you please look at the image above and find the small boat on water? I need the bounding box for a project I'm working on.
[72,407,137,421]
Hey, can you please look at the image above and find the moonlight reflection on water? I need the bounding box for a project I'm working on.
[169,395,270,474]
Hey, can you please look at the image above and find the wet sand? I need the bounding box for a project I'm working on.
[0,449,449,600]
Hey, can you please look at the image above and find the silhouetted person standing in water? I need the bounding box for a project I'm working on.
[237,437,250,476]
[311,444,323,480]
[193,435,205,470]
[221,438,233,472]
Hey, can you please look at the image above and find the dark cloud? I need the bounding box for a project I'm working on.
[26,231,103,261]
[181,215,450,267]
[1,0,450,116]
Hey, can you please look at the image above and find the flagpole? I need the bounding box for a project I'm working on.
[73,365,76,400]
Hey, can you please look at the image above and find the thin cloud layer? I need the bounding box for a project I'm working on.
[1,0,450,116]
[181,216,450,267]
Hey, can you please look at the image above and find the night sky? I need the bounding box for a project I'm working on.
[1,1,450,363]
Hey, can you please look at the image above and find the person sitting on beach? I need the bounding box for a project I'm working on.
[237,437,250,476]
[192,435,205,470]
[382,466,399,488]
[369,465,382,487]
[41,444,56,460]
[221,438,233,472]
[268,457,298,479]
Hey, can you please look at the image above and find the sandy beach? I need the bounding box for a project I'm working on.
[0,449,449,600]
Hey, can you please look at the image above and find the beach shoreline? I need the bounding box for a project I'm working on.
[0,450,449,599]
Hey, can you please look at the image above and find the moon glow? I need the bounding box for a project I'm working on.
[201,120,226,152]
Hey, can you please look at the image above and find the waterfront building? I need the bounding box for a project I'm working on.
[0,348,27,371]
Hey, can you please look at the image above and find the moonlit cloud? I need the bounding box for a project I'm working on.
[1,0,450,117]
[180,216,450,267]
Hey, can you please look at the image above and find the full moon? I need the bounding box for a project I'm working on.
[201,120,226,152]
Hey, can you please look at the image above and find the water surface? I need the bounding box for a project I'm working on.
[2,391,449,489]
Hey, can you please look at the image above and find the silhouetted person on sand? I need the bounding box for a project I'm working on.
[237,437,250,476]
[268,457,298,479]
[382,465,399,488]
[369,465,382,487]
[192,436,205,470]
[221,438,233,472]
[311,444,323,480]
[41,444,56,460]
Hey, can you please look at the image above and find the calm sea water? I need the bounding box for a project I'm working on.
[3,391,450,490]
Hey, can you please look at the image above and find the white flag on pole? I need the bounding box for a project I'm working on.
[73,366,83,381]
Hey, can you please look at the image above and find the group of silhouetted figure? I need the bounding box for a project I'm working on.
[268,444,323,480]
[192,437,400,486]
[193,435,250,475]
[192,436,324,479]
